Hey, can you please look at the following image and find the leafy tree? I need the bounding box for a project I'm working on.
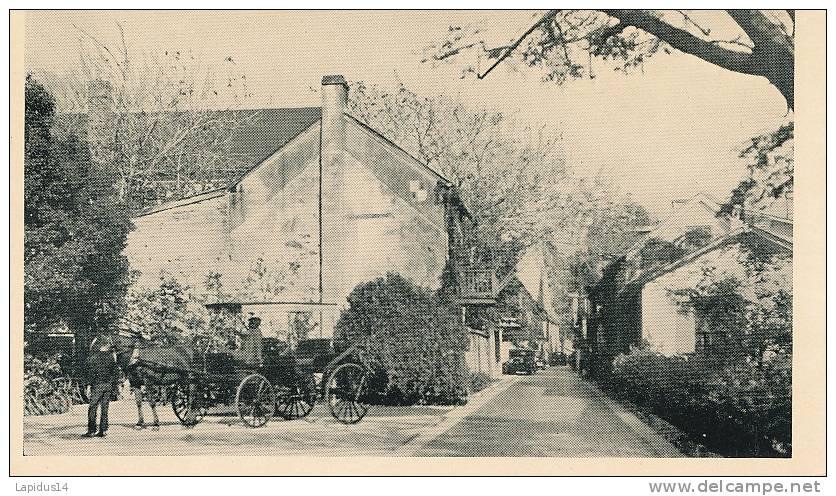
[24,75,132,363]
[426,10,794,109]
[720,122,794,218]
[639,237,687,270]
[124,273,245,351]
[425,11,795,220]
[667,244,792,364]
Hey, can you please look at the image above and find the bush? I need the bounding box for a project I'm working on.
[24,353,82,415]
[469,371,494,393]
[609,348,791,457]
[124,273,245,350]
[334,273,469,406]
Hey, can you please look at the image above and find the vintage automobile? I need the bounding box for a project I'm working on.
[503,348,537,375]
[549,352,568,366]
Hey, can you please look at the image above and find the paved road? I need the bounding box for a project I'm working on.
[414,367,683,457]
[23,367,682,457]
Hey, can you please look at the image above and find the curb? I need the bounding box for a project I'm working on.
[391,374,521,456]
[583,378,685,457]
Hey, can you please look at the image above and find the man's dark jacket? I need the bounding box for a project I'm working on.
[87,351,119,386]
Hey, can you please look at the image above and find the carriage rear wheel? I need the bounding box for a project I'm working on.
[276,373,317,420]
[171,383,206,426]
[326,363,370,424]
[236,373,275,428]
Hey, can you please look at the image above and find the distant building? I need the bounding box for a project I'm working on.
[514,242,562,357]
[583,194,792,374]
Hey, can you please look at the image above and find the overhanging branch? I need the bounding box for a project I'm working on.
[478,10,558,79]
[601,9,756,75]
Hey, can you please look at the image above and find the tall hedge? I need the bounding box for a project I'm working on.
[334,273,469,406]
[609,348,791,457]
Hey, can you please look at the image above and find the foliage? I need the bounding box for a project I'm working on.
[720,122,794,218]
[584,198,652,259]
[469,371,494,393]
[609,347,791,457]
[670,274,748,359]
[24,75,132,355]
[638,237,686,270]
[24,353,82,416]
[666,245,792,363]
[425,10,795,108]
[333,273,469,406]
[678,227,713,252]
[124,273,245,351]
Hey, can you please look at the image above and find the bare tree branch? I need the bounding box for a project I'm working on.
[478,10,558,79]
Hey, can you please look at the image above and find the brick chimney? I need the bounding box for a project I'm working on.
[319,75,352,305]
[86,80,116,195]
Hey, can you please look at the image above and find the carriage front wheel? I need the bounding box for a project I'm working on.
[236,373,276,428]
[171,383,206,427]
[326,363,370,424]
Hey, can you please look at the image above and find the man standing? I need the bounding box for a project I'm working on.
[83,335,119,438]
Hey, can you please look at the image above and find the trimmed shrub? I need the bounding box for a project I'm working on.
[608,348,791,457]
[334,273,469,406]
[469,371,494,393]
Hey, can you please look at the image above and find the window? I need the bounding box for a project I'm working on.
[695,316,727,354]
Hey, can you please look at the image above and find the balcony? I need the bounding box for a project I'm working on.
[458,269,498,305]
[744,210,792,248]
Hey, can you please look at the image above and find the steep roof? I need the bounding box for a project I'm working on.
[632,225,792,289]
[222,107,321,167]
[76,106,470,219]
[343,113,450,185]
[61,107,322,171]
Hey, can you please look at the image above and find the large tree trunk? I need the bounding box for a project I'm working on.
[726,10,794,109]
[603,10,794,109]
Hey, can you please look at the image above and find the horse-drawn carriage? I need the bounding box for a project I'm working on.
[112,328,371,428]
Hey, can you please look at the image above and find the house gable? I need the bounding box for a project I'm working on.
[344,115,451,224]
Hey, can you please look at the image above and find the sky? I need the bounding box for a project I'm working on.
[23,10,790,219]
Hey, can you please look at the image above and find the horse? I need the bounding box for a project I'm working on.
[111,330,162,431]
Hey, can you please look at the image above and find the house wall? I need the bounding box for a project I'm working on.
[641,281,696,355]
[465,329,493,377]
[342,152,448,293]
[126,193,230,291]
[125,117,454,340]
[229,124,321,303]
[638,240,784,357]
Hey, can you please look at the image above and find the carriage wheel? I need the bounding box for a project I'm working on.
[326,363,370,424]
[276,373,317,420]
[171,383,206,426]
[236,373,275,428]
